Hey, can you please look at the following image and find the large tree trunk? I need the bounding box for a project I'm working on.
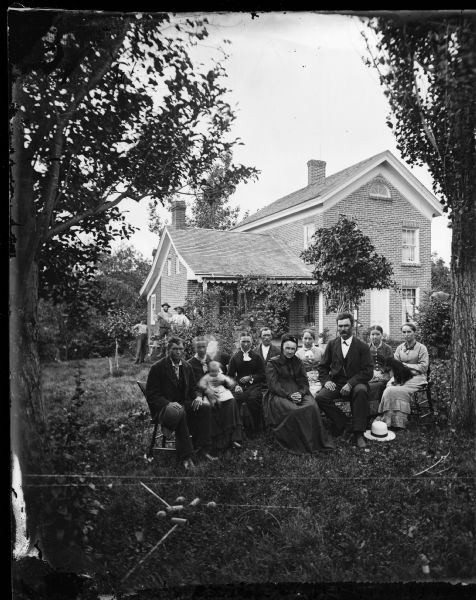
[449,204,476,432]
[10,99,45,551]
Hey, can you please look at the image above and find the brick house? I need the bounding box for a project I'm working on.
[232,150,442,339]
[139,200,313,340]
[140,150,442,341]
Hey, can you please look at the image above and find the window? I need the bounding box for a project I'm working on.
[402,228,419,263]
[219,286,238,315]
[369,182,391,199]
[175,257,180,274]
[304,292,315,325]
[150,294,156,325]
[303,223,315,249]
[167,258,171,276]
[402,288,419,323]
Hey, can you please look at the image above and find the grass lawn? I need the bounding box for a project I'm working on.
[17,356,475,596]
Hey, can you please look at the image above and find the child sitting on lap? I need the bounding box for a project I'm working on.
[199,361,236,404]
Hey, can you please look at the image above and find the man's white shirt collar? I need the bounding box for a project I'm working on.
[341,336,352,357]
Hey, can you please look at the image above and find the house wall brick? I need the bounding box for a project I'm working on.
[265,213,324,254]
[258,176,432,340]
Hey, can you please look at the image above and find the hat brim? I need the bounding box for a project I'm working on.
[161,303,170,308]
[364,430,396,441]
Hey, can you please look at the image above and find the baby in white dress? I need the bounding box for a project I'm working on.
[198,361,236,403]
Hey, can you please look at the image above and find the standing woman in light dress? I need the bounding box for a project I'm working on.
[295,329,325,397]
[378,322,429,430]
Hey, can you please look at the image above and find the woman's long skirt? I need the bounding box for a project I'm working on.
[210,397,243,450]
[368,378,389,415]
[263,393,335,454]
[377,374,427,429]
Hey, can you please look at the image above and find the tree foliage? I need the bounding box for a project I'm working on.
[147,152,256,233]
[187,152,255,229]
[38,244,151,361]
[416,294,451,358]
[10,10,254,287]
[363,15,476,431]
[300,215,395,314]
[431,252,452,294]
[9,9,259,484]
[236,276,320,337]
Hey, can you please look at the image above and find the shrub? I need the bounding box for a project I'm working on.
[182,287,239,359]
[416,294,451,358]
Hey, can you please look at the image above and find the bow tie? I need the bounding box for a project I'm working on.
[242,350,251,361]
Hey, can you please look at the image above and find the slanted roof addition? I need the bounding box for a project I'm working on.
[168,228,313,280]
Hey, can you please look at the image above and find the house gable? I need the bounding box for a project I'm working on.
[139,228,196,301]
[233,150,442,233]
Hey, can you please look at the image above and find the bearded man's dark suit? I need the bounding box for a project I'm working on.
[316,336,373,433]
[145,357,212,460]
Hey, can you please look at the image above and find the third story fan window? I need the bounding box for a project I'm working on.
[369,182,391,199]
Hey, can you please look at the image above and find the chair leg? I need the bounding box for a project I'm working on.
[426,387,434,414]
[147,421,159,458]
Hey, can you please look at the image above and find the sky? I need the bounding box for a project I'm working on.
[116,11,452,265]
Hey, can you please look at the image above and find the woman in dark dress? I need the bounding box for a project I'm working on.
[263,334,335,454]
[367,325,394,415]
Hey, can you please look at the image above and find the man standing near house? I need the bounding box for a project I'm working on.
[145,336,217,470]
[132,319,148,364]
[171,306,191,329]
[315,312,373,449]
[157,302,173,338]
[227,331,266,438]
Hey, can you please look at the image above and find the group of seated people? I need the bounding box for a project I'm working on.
[145,312,429,469]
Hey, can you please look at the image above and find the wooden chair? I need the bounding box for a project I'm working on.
[409,365,434,422]
[136,381,176,459]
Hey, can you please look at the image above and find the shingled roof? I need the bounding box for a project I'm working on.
[235,151,390,227]
[169,228,312,279]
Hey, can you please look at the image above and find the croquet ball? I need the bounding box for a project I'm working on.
[176,496,186,503]
[156,510,167,518]
[190,497,200,506]
[207,501,217,508]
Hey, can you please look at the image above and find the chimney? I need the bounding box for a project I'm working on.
[171,200,186,229]
[307,159,326,186]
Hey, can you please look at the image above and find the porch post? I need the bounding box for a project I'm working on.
[318,291,324,334]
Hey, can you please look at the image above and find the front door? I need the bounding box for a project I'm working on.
[370,288,390,336]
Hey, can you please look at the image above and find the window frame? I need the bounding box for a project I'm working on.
[304,291,315,325]
[175,257,180,275]
[167,258,172,276]
[402,227,420,264]
[369,182,391,199]
[303,222,316,249]
[401,287,419,323]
